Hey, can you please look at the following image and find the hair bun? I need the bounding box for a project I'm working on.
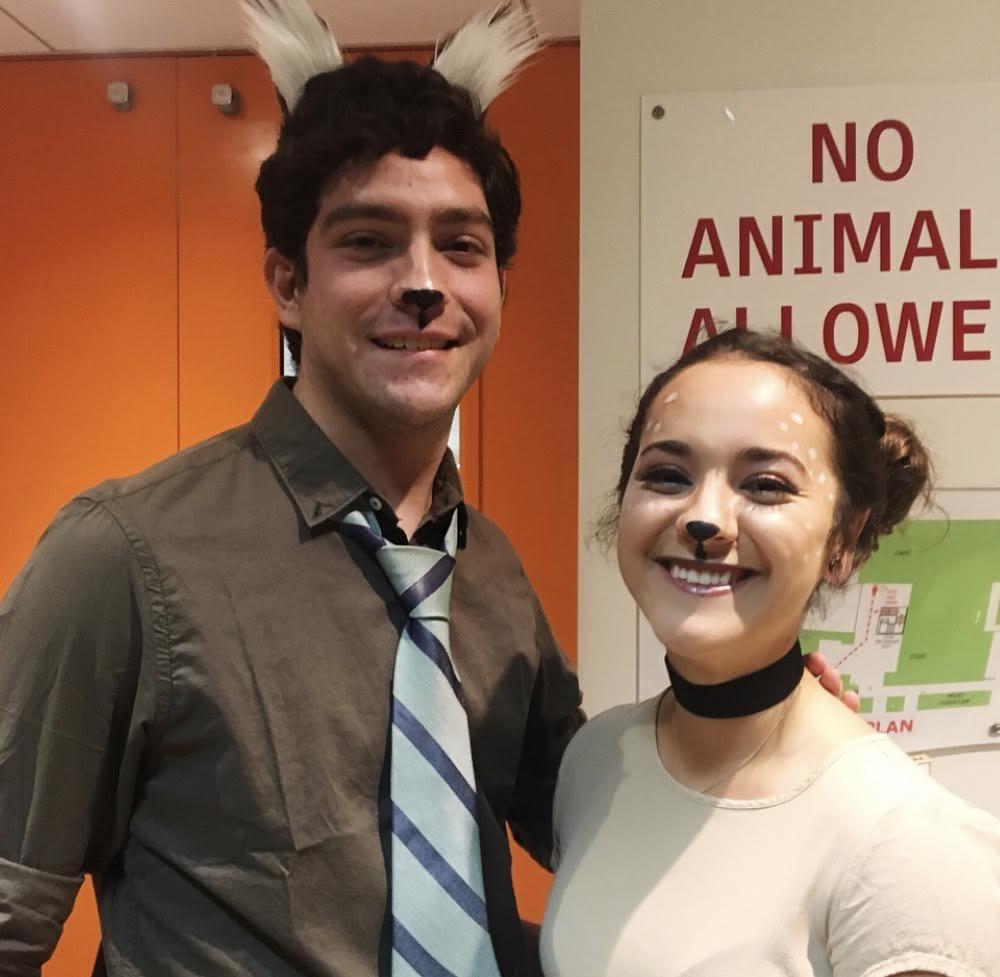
[877,414,932,534]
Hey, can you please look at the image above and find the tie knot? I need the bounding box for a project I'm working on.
[376,546,455,620]
[339,508,458,621]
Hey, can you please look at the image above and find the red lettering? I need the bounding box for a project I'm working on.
[866,120,914,181]
[824,303,869,364]
[739,216,783,276]
[901,719,914,733]
[876,302,942,362]
[794,214,823,274]
[952,300,991,361]
[833,212,891,272]
[684,308,719,353]
[812,123,856,183]
[900,211,950,271]
[959,209,998,269]
[681,219,730,278]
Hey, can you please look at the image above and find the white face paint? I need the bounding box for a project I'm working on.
[779,421,789,432]
[818,471,828,485]
[808,447,818,461]
[663,391,679,405]
[791,412,805,426]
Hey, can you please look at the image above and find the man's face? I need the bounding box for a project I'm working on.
[279,147,503,435]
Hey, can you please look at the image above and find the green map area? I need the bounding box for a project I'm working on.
[801,520,999,712]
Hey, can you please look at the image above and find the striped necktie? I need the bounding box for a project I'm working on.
[339,508,502,977]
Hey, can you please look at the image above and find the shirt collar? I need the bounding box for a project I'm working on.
[250,380,467,542]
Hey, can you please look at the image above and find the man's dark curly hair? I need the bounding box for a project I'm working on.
[256,55,522,275]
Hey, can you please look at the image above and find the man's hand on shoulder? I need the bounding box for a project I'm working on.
[803,651,860,713]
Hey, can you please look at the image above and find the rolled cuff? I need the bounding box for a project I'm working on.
[0,854,83,977]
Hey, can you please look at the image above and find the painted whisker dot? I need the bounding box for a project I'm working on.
[791,412,804,425]
[779,421,789,432]
[808,448,818,460]
[663,392,679,404]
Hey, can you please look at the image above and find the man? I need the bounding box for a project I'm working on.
[0,4,847,975]
[0,6,581,976]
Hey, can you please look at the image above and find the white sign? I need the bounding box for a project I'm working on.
[640,84,1000,395]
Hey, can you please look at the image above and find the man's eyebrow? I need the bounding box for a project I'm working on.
[435,207,494,230]
[318,203,404,231]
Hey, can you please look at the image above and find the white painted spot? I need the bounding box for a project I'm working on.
[791,441,799,451]
[818,472,827,485]
[779,421,789,432]
[653,421,662,433]
[663,391,679,404]
[791,412,804,425]
[808,447,818,460]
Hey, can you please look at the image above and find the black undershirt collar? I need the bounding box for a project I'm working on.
[665,641,804,718]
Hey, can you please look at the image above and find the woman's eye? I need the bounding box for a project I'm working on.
[637,466,690,492]
[744,475,797,500]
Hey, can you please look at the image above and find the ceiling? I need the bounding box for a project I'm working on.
[0,0,579,56]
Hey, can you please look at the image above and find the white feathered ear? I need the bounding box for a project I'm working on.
[432,4,543,112]
[241,0,343,112]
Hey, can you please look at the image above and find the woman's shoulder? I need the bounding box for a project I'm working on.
[555,697,659,804]
[564,697,657,762]
[826,750,1000,976]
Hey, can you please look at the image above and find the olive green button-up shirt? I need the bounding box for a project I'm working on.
[0,381,584,977]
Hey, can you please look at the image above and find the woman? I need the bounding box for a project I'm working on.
[541,329,999,977]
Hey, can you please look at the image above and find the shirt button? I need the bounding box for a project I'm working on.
[369,496,383,511]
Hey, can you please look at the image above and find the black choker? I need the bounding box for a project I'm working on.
[665,641,804,718]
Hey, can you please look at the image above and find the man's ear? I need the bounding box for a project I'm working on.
[264,247,302,329]
[499,267,509,305]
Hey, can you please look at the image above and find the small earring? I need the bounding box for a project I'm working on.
[827,555,840,573]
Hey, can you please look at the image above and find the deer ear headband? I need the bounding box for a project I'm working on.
[240,0,542,114]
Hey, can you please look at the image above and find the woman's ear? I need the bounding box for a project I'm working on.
[825,509,871,585]
[264,248,302,329]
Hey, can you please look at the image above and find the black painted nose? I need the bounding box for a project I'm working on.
[686,520,720,543]
[402,289,444,315]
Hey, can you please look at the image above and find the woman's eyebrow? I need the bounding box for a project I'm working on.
[737,446,808,475]
[639,439,689,459]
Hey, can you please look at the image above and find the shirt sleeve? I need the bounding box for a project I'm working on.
[0,498,158,976]
[828,785,1000,977]
[505,588,585,871]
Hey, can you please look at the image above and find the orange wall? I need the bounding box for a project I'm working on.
[0,44,578,971]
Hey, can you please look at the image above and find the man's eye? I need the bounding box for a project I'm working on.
[342,234,389,251]
[447,237,488,257]
[637,466,690,492]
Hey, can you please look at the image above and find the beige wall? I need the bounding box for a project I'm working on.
[579,0,1000,812]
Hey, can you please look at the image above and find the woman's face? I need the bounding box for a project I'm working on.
[617,358,841,681]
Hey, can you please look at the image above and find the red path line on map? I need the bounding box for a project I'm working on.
[834,584,879,669]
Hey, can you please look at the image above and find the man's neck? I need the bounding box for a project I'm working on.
[293,379,452,539]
